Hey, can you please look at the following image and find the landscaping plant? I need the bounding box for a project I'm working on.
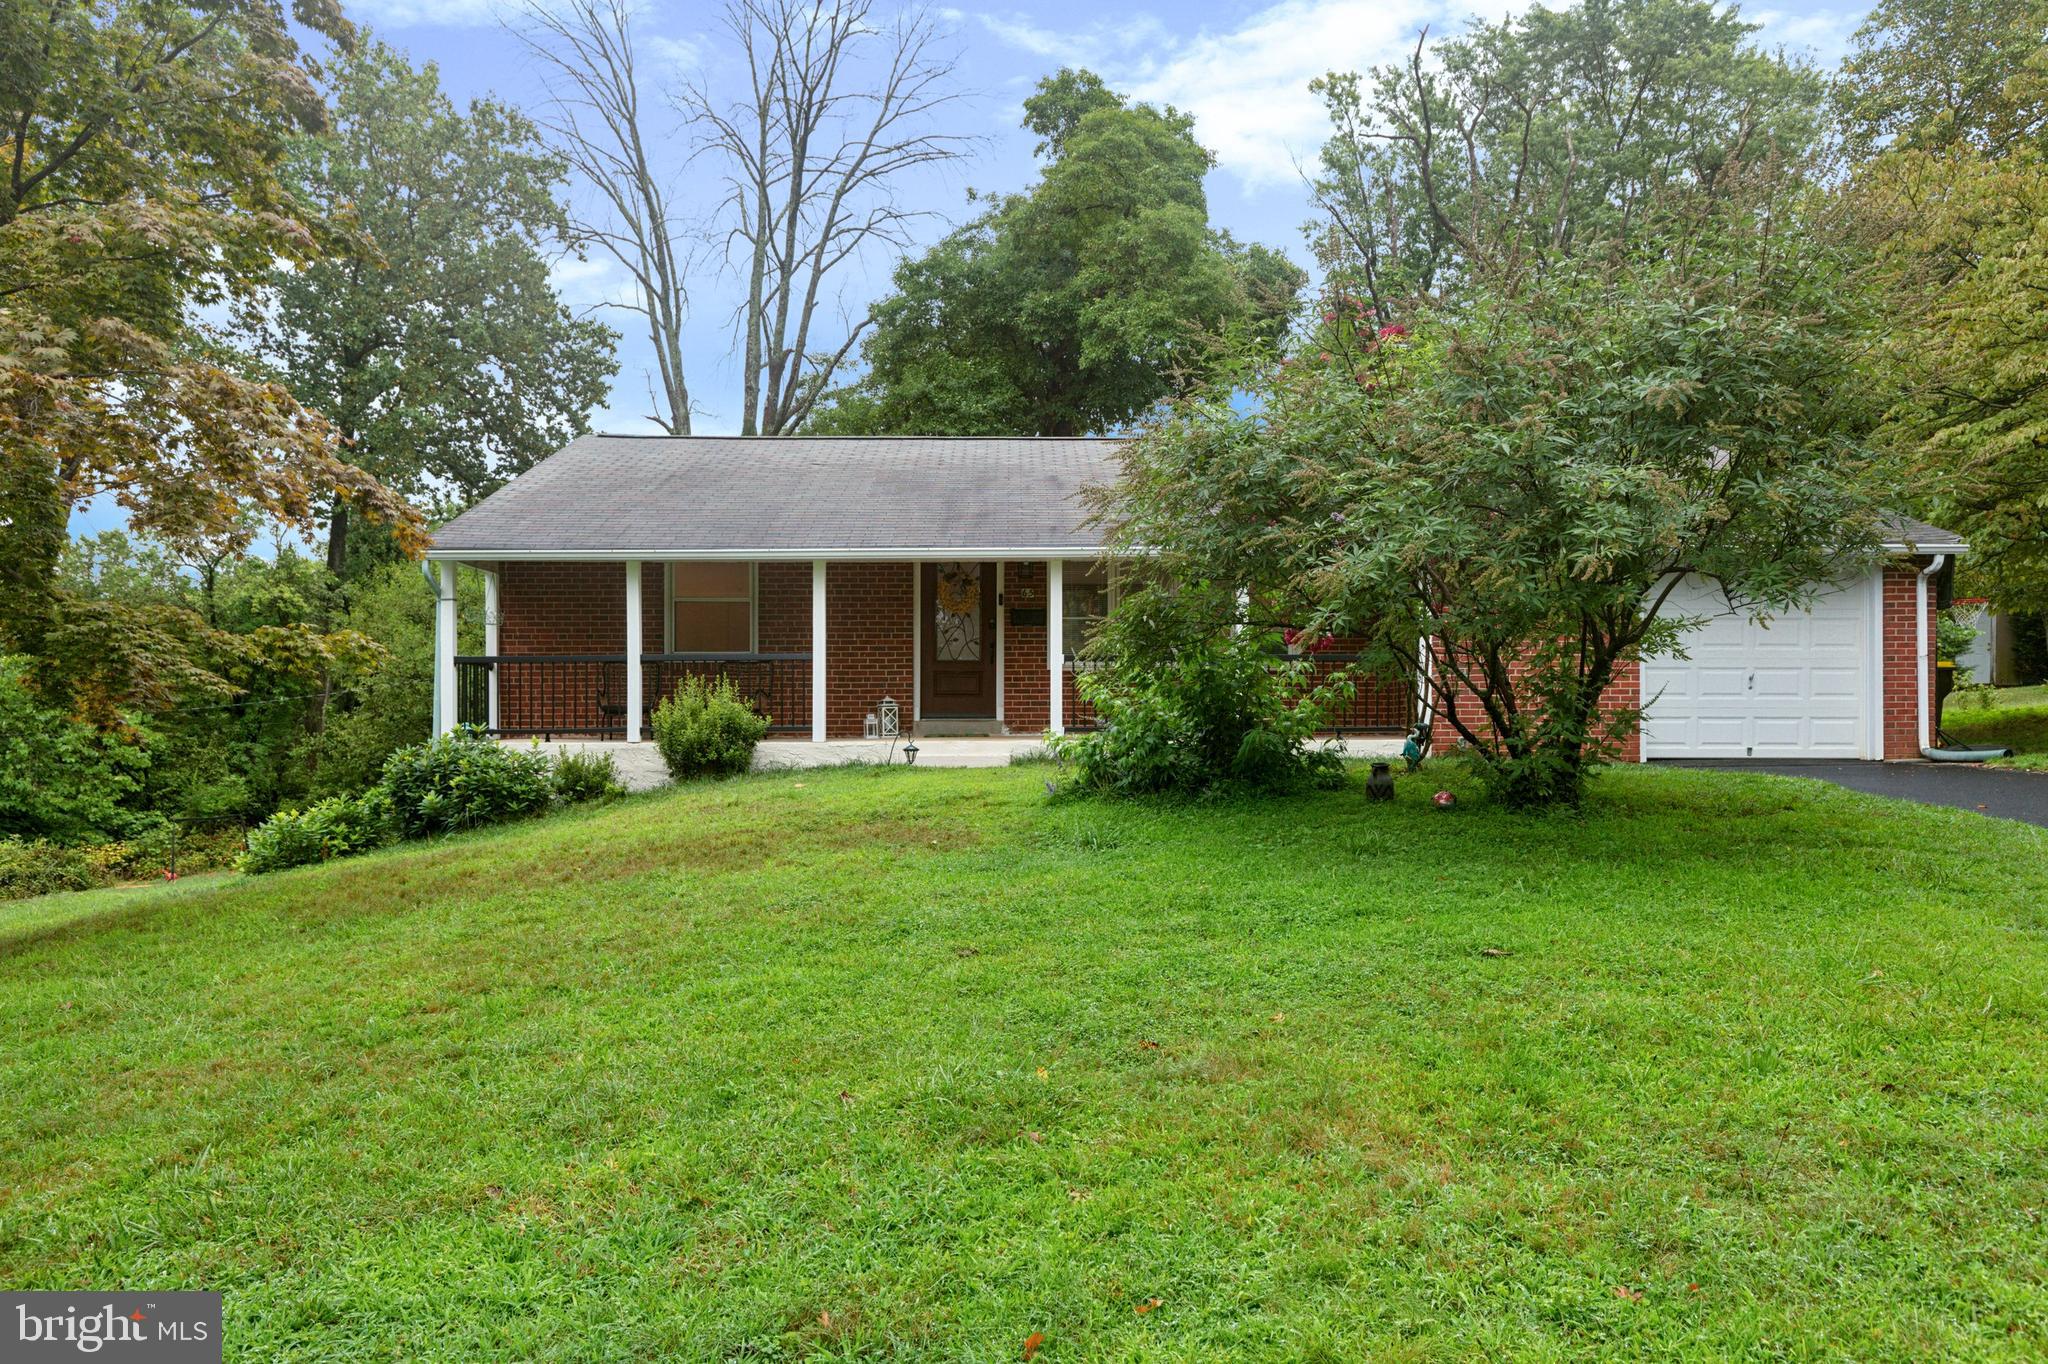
[241,788,398,874]
[1052,582,1348,796]
[380,726,555,837]
[650,675,769,779]
[552,748,626,803]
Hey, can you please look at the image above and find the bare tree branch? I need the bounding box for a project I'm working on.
[509,0,696,433]
[676,0,968,434]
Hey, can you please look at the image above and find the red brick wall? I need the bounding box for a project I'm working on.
[498,561,661,655]
[1428,645,1642,763]
[1883,562,1936,760]
[757,562,811,653]
[495,562,663,735]
[825,561,914,739]
[1003,561,1051,733]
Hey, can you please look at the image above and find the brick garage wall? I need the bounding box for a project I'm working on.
[1430,646,1642,764]
[1883,562,1937,760]
[1003,562,1051,733]
[825,561,914,738]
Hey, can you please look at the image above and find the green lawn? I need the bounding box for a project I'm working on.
[1946,694,2048,769]
[4,764,2046,1361]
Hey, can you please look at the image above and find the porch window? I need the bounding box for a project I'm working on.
[668,562,754,652]
[1063,561,1114,664]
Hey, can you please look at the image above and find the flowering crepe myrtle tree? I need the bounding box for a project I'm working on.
[1099,170,1891,807]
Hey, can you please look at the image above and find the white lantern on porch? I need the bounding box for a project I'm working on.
[878,695,901,739]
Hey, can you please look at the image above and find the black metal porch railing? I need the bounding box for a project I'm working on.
[643,653,810,733]
[453,653,812,739]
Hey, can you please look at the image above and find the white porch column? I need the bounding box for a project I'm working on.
[435,561,458,736]
[624,560,643,742]
[1047,558,1065,735]
[483,569,501,734]
[811,560,828,741]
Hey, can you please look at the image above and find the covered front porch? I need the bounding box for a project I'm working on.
[426,556,1105,744]
[426,554,1417,749]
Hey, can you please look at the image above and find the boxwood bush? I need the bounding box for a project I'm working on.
[381,727,554,837]
[651,675,769,779]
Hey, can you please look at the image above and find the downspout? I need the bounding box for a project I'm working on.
[1918,553,2011,761]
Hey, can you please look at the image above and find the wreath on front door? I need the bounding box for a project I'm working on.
[935,568,980,617]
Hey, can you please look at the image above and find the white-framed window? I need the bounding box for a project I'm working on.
[1063,560,1115,664]
[667,562,756,653]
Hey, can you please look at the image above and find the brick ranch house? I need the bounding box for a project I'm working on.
[425,435,1966,763]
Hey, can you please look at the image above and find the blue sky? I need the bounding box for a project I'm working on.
[70,0,1872,541]
[356,0,1873,432]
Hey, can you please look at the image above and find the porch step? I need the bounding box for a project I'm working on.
[914,718,1006,737]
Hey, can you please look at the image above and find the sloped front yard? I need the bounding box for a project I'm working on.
[2,765,2044,1360]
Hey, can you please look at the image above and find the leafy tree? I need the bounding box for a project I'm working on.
[1308,0,1825,315]
[1838,0,2048,157]
[1843,0,2048,608]
[810,68,1304,436]
[0,656,152,843]
[299,560,482,799]
[1862,152,2048,607]
[1102,167,1888,808]
[263,40,618,577]
[0,0,423,650]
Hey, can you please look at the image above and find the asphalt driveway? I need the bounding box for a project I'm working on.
[1661,760,2048,829]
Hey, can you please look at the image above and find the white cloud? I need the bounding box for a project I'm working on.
[346,0,501,27]
[977,0,1529,191]
[1747,6,1866,70]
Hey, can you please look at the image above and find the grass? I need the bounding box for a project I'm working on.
[3,763,2046,1361]
[1945,693,2048,769]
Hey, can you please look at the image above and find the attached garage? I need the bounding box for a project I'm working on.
[1635,518,1968,763]
[1641,574,1880,759]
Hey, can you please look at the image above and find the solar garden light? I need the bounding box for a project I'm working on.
[902,739,919,766]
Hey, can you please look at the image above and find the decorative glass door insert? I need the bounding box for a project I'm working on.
[933,561,983,662]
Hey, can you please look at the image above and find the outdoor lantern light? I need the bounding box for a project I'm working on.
[878,696,900,739]
[1366,761,1395,801]
[902,739,919,766]
[863,712,879,739]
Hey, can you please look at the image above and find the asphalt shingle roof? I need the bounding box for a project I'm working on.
[1880,514,1968,552]
[428,433,1968,559]
[429,435,1125,557]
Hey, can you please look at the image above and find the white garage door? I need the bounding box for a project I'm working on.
[1641,574,1875,759]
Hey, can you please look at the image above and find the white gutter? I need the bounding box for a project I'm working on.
[423,546,1118,563]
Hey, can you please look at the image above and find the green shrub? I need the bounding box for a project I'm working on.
[0,655,151,843]
[0,839,97,898]
[380,727,554,837]
[241,788,397,874]
[1051,587,1349,797]
[651,675,769,779]
[553,748,625,802]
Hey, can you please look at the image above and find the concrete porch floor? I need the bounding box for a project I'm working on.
[517,735,1404,792]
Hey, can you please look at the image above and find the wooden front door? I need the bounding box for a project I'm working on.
[921,561,997,717]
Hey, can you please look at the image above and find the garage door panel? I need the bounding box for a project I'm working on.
[1642,574,1872,760]
[1698,667,1750,700]
[1809,668,1862,703]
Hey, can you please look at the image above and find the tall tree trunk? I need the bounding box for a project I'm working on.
[325,501,350,579]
